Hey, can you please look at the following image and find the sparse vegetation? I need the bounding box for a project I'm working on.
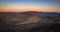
[0,12,60,32]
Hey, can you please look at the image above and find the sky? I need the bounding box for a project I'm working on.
[0,0,60,12]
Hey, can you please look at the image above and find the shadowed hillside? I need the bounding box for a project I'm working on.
[0,11,60,32]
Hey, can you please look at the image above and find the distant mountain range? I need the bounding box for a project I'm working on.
[17,11,60,16]
[0,11,60,18]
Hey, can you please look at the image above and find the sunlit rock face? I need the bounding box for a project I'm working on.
[16,16,41,25]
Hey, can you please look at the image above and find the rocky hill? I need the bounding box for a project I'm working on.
[0,12,60,32]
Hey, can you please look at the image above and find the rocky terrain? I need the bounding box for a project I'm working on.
[0,12,60,32]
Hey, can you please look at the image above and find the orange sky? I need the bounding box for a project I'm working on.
[0,6,60,12]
